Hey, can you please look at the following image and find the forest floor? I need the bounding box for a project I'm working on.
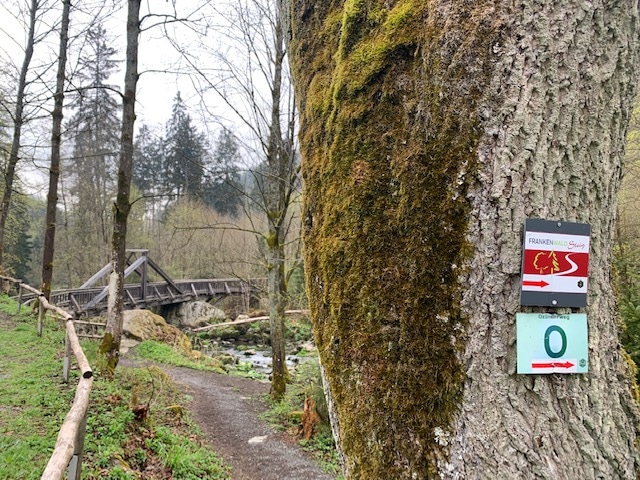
[121,356,336,480]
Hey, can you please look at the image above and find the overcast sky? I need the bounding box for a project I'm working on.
[0,0,273,191]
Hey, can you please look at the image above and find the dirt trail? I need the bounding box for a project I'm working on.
[144,363,336,480]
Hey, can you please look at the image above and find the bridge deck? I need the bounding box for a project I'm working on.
[21,278,262,317]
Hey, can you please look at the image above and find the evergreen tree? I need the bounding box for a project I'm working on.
[133,123,166,232]
[163,92,206,202]
[0,104,32,281]
[6,195,33,282]
[202,127,243,217]
[64,23,121,279]
[133,123,164,195]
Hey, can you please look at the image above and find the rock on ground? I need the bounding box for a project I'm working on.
[123,309,192,354]
[164,301,227,328]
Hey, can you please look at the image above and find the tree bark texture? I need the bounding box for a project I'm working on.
[267,233,289,399]
[289,1,640,478]
[100,0,139,372]
[0,0,38,270]
[42,0,71,300]
[265,0,295,400]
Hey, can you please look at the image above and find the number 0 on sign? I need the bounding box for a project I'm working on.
[516,313,588,374]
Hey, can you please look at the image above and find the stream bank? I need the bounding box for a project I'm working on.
[186,310,318,376]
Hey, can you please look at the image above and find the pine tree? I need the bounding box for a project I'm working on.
[163,92,206,202]
[202,127,243,217]
[64,23,121,281]
[6,196,33,282]
[133,123,164,195]
[133,123,165,226]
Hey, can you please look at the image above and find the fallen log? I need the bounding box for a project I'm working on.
[191,309,309,332]
[192,315,270,332]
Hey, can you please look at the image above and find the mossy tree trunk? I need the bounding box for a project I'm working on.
[266,227,289,399]
[100,0,140,373]
[289,1,640,478]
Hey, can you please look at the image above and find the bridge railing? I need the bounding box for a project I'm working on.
[1,276,93,480]
[15,276,266,319]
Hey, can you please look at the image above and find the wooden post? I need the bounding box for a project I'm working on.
[69,294,81,314]
[141,251,148,302]
[16,285,22,314]
[37,298,44,337]
[66,411,87,480]
[63,329,71,383]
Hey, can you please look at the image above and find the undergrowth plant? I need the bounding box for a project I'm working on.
[261,359,343,478]
[616,242,640,384]
[134,340,225,372]
[0,295,230,479]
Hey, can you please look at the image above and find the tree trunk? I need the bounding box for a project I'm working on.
[265,1,293,400]
[100,0,140,372]
[267,229,289,399]
[42,0,71,300]
[0,0,38,271]
[289,1,640,478]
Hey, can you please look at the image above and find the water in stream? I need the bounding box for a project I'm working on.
[225,347,309,373]
[201,341,316,374]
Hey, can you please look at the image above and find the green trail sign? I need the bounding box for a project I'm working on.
[516,313,588,374]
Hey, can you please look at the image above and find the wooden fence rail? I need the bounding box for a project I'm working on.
[1,276,93,480]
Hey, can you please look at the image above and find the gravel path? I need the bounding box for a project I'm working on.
[154,364,335,480]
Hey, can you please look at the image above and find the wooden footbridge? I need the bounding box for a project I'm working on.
[24,250,263,317]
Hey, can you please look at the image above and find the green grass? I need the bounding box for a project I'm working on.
[134,340,225,372]
[0,317,74,480]
[234,360,266,379]
[299,426,344,478]
[135,339,266,380]
[0,295,230,480]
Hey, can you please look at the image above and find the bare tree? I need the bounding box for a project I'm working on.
[99,0,140,372]
[0,0,40,271]
[290,1,640,478]
[172,0,300,400]
[41,0,71,299]
[98,0,201,371]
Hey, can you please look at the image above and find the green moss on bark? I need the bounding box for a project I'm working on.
[99,332,119,376]
[290,1,507,477]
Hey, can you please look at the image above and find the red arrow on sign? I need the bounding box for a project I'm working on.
[531,361,575,369]
[522,280,549,288]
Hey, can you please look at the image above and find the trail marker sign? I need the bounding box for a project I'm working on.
[516,313,588,374]
[520,218,590,307]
